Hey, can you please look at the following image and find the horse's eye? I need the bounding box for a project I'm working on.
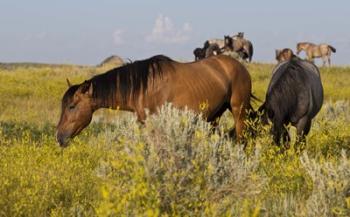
[68,104,76,110]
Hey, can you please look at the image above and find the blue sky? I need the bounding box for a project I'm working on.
[0,0,349,65]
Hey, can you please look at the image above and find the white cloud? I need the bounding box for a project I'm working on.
[113,29,124,46]
[146,14,192,44]
[24,31,48,41]
[36,32,47,39]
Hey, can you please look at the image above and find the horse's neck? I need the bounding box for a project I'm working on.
[92,87,134,112]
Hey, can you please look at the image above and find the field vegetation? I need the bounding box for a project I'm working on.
[0,61,349,216]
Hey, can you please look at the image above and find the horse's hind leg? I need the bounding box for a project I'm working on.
[322,56,328,67]
[231,105,245,140]
[281,126,291,148]
[271,122,282,146]
[230,96,250,141]
[294,116,312,147]
[207,103,230,132]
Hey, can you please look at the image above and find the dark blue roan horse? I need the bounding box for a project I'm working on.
[259,57,323,146]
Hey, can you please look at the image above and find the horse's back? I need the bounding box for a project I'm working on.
[163,55,251,115]
[169,55,251,91]
[200,55,251,84]
[269,58,323,120]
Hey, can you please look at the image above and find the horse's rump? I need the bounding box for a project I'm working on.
[160,55,252,117]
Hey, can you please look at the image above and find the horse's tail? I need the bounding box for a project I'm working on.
[246,93,261,121]
[248,41,254,62]
[246,95,264,138]
[257,101,266,117]
[257,101,269,125]
[203,40,210,49]
[328,45,336,53]
[250,93,261,102]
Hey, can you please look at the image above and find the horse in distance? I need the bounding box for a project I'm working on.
[275,48,295,63]
[206,38,225,49]
[193,43,222,61]
[296,42,336,66]
[223,35,253,62]
[223,35,244,60]
[56,55,256,147]
[235,32,244,38]
[204,33,253,62]
[231,33,254,62]
[259,57,323,147]
[205,43,222,58]
[193,47,206,60]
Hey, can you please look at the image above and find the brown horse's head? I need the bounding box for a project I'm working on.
[275,49,282,61]
[56,79,95,147]
[275,48,294,63]
[296,42,310,55]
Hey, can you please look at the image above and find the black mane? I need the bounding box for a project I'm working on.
[89,55,173,107]
[62,55,174,108]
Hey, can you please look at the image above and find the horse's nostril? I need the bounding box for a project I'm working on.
[56,132,68,147]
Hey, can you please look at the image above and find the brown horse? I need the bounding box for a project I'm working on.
[275,48,295,63]
[296,42,336,66]
[56,55,255,147]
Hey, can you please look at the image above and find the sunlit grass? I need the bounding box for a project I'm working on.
[0,62,349,216]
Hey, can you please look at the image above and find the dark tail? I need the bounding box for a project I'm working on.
[248,41,254,62]
[203,41,210,49]
[245,100,261,139]
[245,103,258,127]
[328,45,336,53]
[257,101,269,125]
[250,93,261,102]
[247,94,261,121]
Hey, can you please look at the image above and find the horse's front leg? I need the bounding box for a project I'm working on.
[309,57,315,64]
[328,56,331,66]
[322,56,327,67]
[135,108,146,124]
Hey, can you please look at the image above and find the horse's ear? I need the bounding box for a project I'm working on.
[66,78,72,87]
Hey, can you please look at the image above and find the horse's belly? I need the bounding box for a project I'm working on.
[170,90,228,116]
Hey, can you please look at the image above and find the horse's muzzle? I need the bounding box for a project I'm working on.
[56,131,70,147]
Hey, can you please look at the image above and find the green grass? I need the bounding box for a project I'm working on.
[0,62,350,216]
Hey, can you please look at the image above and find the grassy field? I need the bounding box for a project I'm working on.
[0,61,349,216]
